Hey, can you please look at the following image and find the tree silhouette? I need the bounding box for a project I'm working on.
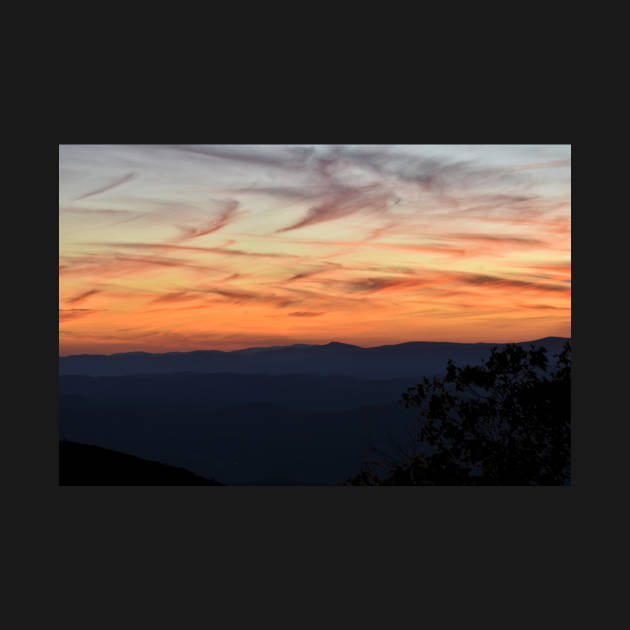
[346,341,571,485]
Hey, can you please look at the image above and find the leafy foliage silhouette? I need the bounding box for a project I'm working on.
[345,341,571,485]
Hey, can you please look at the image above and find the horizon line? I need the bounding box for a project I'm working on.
[59,335,571,358]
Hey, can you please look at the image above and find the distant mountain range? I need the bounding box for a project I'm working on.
[59,337,569,379]
[59,337,570,484]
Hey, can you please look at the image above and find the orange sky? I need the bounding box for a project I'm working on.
[59,145,571,355]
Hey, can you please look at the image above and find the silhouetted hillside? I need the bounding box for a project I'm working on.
[59,337,569,378]
[59,440,223,485]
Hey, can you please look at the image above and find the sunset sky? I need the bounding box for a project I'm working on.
[59,145,571,355]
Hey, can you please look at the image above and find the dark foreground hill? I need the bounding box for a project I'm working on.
[59,337,569,379]
[59,440,223,485]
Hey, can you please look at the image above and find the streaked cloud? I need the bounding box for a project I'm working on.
[149,291,201,304]
[74,172,137,201]
[65,289,103,304]
[276,185,398,233]
[173,199,240,241]
[59,308,103,321]
[457,273,569,293]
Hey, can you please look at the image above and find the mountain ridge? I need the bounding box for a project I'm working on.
[61,336,569,359]
[60,337,569,379]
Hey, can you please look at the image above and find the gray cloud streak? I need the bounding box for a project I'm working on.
[74,172,137,201]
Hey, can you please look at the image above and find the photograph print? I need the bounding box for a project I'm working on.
[58,144,571,485]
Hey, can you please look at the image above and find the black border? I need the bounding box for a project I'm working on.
[22,85,607,621]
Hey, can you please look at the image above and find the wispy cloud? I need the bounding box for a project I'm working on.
[457,273,570,293]
[65,289,103,304]
[59,253,228,279]
[89,241,296,259]
[74,172,137,201]
[169,145,315,171]
[504,159,571,172]
[61,207,134,216]
[286,262,344,282]
[446,233,547,246]
[276,184,398,233]
[340,274,451,295]
[173,199,240,241]
[527,304,572,310]
[149,291,201,304]
[59,308,103,321]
